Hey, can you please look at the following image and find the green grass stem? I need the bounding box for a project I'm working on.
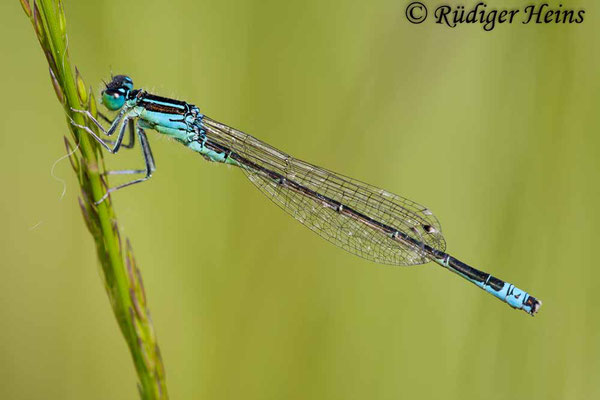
[19,1,168,398]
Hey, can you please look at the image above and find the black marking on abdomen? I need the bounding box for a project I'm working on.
[199,130,514,295]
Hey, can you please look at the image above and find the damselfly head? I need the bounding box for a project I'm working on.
[101,75,134,111]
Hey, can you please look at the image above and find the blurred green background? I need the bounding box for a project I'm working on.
[1,0,599,399]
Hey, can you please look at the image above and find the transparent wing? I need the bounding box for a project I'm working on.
[201,117,446,266]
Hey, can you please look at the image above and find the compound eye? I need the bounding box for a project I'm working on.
[101,89,126,110]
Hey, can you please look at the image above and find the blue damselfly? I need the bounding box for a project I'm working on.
[71,75,542,316]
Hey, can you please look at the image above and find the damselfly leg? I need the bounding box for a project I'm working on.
[97,127,156,203]
[70,108,156,204]
[98,113,136,150]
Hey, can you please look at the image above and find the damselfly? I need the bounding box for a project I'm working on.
[71,75,542,315]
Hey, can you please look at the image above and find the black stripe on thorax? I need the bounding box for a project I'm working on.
[138,92,193,115]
